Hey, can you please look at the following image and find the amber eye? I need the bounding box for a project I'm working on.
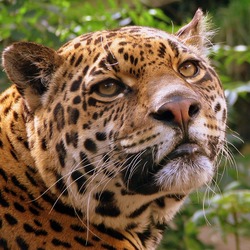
[95,80,123,97]
[178,61,199,77]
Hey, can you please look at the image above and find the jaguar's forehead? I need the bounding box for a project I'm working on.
[58,26,180,54]
[57,26,197,84]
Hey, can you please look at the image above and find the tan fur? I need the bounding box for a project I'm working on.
[0,10,227,249]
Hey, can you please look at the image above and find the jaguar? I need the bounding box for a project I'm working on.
[0,9,227,250]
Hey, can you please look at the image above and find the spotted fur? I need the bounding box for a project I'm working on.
[0,9,227,250]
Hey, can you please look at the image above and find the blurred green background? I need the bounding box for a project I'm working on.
[0,0,249,249]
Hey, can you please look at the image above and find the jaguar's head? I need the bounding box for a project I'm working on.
[2,9,227,231]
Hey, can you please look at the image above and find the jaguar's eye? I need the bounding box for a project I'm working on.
[95,79,123,97]
[178,61,199,77]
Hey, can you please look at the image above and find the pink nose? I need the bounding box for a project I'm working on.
[152,97,201,132]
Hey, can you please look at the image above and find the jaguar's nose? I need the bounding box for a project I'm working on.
[151,97,201,132]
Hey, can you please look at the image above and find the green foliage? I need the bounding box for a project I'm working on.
[214,0,250,46]
[0,0,70,47]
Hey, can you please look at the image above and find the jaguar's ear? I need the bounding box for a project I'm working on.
[176,9,213,54]
[2,42,63,112]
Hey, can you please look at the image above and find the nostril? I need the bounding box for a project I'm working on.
[188,103,200,118]
[152,110,175,122]
[165,110,175,122]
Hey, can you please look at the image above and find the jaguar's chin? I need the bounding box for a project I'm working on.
[155,143,214,192]
[122,143,214,195]
[155,154,214,192]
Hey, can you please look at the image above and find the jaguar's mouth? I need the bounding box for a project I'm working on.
[159,142,205,164]
[122,142,212,195]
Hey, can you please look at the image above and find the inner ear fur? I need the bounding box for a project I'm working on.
[2,42,63,111]
[176,9,213,54]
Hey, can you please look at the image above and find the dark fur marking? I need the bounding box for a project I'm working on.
[4,213,17,225]
[50,219,63,232]
[82,123,90,129]
[23,223,48,236]
[82,100,87,111]
[11,176,27,192]
[84,138,97,153]
[102,153,110,163]
[106,53,119,72]
[123,150,159,194]
[125,223,138,230]
[71,170,87,194]
[0,93,10,104]
[93,52,101,63]
[88,97,97,106]
[42,193,83,217]
[29,206,40,216]
[136,227,152,247]
[67,107,79,125]
[94,224,139,249]
[128,203,150,218]
[66,131,78,148]
[155,197,165,208]
[0,168,8,182]
[166,194,185,201]
[92,112,98,120]
[79,152,95,174]
[16,236,29,250]
[70,224,85,232]
[158,42,167,58]
[4,105,12,116]
[83,65,89,76]
[124,53,129,61]
[168,40,179,57]
[4,187,17,197]
[95,204,120,217]
[75,54,83,67]
[95,191,115,203]
[28,194,44,210]
[101,244,116,250]
[94,36,102,45]
[53,103,65,132]
[96,132,107,141]
[70,53,76,65]
[70,76,83,92]
[13,202,25,212]
[0,238,8,250]
[56,140,66,168]
[10,150,18,161]
[55,173,68,196]
[214,102,221,113]
[41,137,47,151]
[73,95,81,104]
[34,219,42,227]
[74,236,94,247]
[94,224,125,240]
[195,71,213,85]
[95,191,120,217]
[13,111,18,121]
[51,238,71,248]
[118,48,124,54]
[74,42,81,49]
[92,236,101,242]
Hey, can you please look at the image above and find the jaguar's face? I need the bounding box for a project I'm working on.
[40,26,226,198]
[3,10,227,231]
